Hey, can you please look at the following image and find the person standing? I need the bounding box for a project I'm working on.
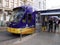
[54,20,56,33]
[48,18,53,32]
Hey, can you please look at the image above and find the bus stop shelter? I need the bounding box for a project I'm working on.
[36,9,60,32]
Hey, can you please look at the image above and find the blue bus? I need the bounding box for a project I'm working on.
[7,6,36,34]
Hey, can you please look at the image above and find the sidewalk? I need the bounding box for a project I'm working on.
[0,32,60,45]
[13,32,60,45]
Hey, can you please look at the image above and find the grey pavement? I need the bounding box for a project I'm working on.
[0,27,20,42]
[0,26,60,45]
[1,32,60,45]
[14,32,60,45]
[0,31,19,42]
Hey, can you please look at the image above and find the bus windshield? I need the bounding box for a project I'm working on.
[9,10,25,22]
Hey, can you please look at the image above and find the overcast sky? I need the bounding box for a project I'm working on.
[46,0,60,9]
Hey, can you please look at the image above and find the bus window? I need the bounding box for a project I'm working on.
[28,14,32,23]
[22,15,26,23]
[9,10,25,22]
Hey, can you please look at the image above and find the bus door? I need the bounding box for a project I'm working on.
[22,13,34,28]
[27,13,34,27]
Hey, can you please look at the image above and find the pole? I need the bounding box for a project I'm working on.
[53,22,54,32]
[40,12,42,31]
[20,28,22,41]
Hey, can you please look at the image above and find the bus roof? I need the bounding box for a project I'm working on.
[13,6,34,13]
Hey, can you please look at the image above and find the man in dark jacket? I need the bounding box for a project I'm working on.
[48,18,53,32]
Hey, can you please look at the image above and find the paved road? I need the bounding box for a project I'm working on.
[0,31,20,42]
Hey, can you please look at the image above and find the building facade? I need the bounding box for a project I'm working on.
[0,0,23,26]
[0,0,46,26]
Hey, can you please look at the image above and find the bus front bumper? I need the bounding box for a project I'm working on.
[7,27,36,34]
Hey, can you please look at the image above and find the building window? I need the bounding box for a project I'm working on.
[5,0,8,2]
[6,2,9,7]
[10,3,14,8]
[0,9,3,14]
[39,2,41,9]
[10,0,14,8]
[11,0,14,3]
[5,0,9,7]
